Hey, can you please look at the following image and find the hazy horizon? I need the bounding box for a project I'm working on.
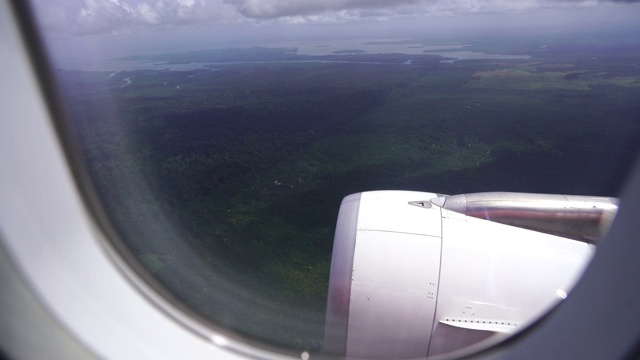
[29,1,640,69]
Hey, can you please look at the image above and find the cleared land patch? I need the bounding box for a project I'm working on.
[465,64,640,90]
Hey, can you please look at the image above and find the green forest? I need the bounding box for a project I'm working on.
[56,41,640,352]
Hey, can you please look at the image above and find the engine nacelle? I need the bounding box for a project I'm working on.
[324,191,594,359]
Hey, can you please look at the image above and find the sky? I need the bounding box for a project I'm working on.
[30,0,640,36]
[28,0,640,66]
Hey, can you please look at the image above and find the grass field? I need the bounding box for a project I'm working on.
[465,62,640,91]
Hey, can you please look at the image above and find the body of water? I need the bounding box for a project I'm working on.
[55,38,530,71]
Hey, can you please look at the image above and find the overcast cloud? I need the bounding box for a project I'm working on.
[30,0,640,36]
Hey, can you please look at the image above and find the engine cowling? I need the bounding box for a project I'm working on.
[324,191,593,359]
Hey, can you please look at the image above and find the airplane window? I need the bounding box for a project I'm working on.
[25,0,640,358]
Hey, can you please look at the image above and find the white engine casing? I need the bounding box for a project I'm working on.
[324,191,594,359]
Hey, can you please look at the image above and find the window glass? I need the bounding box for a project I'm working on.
[28,0,640,357]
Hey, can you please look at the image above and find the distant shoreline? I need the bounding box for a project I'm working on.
[56,46,531,72]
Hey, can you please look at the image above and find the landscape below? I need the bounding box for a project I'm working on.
[56,39,640,352]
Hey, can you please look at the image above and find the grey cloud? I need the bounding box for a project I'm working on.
[231,0,423,18]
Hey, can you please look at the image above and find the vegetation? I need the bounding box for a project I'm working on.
[56,43,640,352]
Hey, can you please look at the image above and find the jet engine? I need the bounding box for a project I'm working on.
[324,191,601,359]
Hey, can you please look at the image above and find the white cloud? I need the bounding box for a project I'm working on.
[31,0,240,35]
[137,3,159,24]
